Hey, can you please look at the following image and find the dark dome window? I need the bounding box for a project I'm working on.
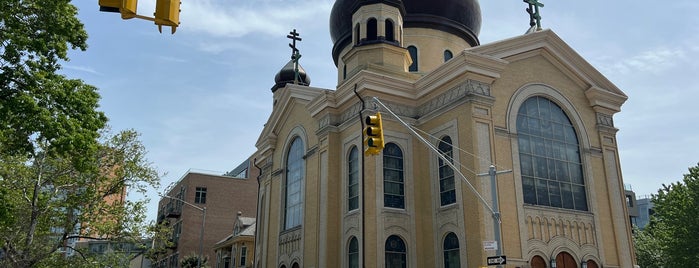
[385,19,395,42]
[444,50,453,62]
[408,46,418,72]
[367,18,378,41]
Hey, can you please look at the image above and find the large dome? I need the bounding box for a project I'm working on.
[329,0,482,63]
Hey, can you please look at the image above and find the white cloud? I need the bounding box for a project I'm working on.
[62,64,102,75]
[601,46,688,75]
[179,0,333,38]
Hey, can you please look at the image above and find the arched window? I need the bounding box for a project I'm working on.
[348,146,359,211]
[284,137,304,229]
[367,18,378,41]
[383,143,404,209]
[438,136,456,206]
[407,46,418,72]
[343,64,347,80]
[385,19,395,42]
[517,96,587,211]
[385,235,406,268]
[444,50,453,62]
[354,24,360,45]
[348,236,359,268]
[443,233,460,268]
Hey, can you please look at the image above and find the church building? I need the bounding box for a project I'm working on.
[253,0,636,267]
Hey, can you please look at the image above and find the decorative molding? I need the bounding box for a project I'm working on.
[596,113,614,128]
[339,102,364,126]
[304,145,318,159]
[417,80,491,116]
[318,114,331,130]
[279,228,303,257]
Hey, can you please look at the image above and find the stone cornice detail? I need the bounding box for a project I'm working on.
[417,80,492,116]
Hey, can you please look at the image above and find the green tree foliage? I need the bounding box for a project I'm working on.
[633,163,699,267]
[180,254,209,268]
[0,129,160,267]
[1,0,107,168]
[1,2,161,266]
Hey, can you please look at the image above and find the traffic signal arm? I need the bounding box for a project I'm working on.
[98,0,181,34]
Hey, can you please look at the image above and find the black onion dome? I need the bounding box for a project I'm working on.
[271,59,311,93]
[329,0,481,65]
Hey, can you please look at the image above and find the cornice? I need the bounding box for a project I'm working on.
[470,29,627,99]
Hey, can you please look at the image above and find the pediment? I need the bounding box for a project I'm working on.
[469,29,627,105]
[255,84,328,154]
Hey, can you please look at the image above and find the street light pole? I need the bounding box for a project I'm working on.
[478,165,511,268]
[163,195,206,268]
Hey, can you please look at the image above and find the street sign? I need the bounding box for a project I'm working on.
[483,240,498,250]
[487,255,507,266]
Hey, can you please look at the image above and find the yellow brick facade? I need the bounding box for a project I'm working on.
[254,3,635,268]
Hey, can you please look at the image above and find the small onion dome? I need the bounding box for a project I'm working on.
[271,59,311,93]
[329,0,482,65]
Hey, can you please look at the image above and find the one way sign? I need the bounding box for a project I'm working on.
[487,255,507,266]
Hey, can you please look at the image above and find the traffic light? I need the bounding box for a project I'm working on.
[364,112,385,155]
[98,0,137,20]
[155,0,181,34]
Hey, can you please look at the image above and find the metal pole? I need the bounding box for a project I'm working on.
[198,207,206,268]
[481,165,511,268]
[161,195,206,268]
[489,165,503,268]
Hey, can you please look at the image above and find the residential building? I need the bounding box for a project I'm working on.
[253,0,637,267]
[624,185,639,228]
[153,162,258,268]
[73,239,150,267]
[214,212,256,268]
[635,195,654,230]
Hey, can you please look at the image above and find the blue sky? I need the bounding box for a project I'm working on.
[62,0,699,222]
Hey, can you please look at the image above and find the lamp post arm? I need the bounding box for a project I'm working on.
[161,194,206,268]
[162,195,204,212]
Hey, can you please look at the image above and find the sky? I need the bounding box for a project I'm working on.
[61,0,699,222]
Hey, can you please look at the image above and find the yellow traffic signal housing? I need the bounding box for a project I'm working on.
[98,0,137,20]
[155,0,181,34]
[364,112,385,156]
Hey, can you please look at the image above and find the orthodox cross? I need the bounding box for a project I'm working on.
[524,0,544,31]
[287,29,303,84]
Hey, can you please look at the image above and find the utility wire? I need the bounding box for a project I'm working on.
[371,97,496,215]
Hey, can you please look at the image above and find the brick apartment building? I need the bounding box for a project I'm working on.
[153,159,258,267]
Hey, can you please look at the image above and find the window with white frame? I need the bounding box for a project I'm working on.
[383,143,404,209]
[438,136,456,206]
[517,96,587,211]
[348,146,359,211]
[284,137,305,229]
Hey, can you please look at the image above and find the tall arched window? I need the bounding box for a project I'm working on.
[367,18,378,41]
[385,235,406,268]
[443,233,460,268]
[385,19,395,42]
[348,236,359,268]
[438,136,456,206]
[444,50,453,62]
[383,143,404,209]
[354,24,360,45]
[407,46,418,72]
[348,146,359,211]
[517,96,587,211]
[284,137,304,229]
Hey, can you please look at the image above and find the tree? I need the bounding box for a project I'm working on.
[1,0,107,168]
[633,163,699,267]
[0,129,160,267]
[1,1,161,267]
